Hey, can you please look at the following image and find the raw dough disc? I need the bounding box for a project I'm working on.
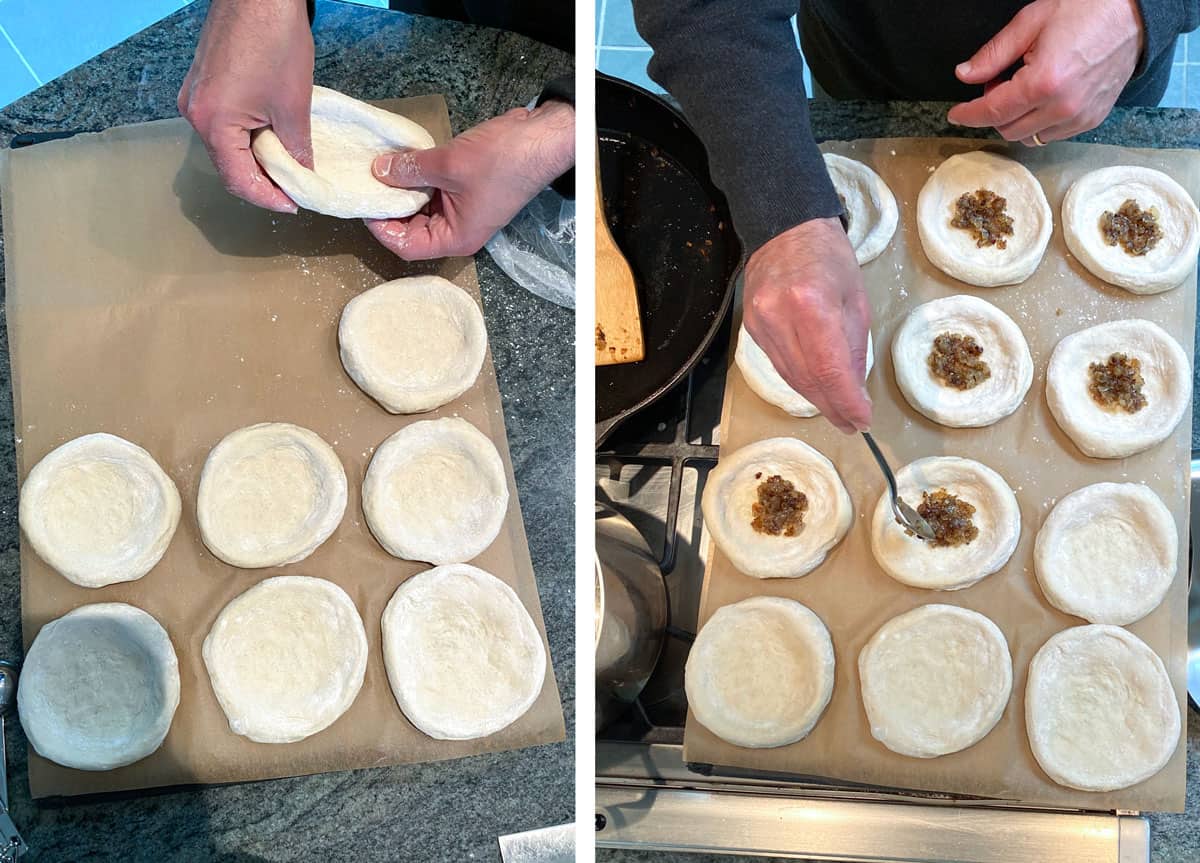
[892,294,1033,428]
[859,604,1012,758]
[701,436,852,579]
[917,150,1052,287]
[685,596,834,748]
[1045,318,1190,459]
[362,417,508,565]
[381,564,546,740]
[735,325,875,418]
[19,433,181,587]
[870,456,1020,591]
[203,576,367,744]
[339,276,487,414]
[824,152,899,264]
[1026,624,1179,792]
[1062,165,1200,294]
[252,86,435,219]
[197,423,347,568]
[1034,482,1177,625]
[18,603,179,770]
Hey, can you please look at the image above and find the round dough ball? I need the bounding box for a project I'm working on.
[1062,165,1200,294]
[18,603,179,770]
[870,456,1020,591]
[892,294,1033,428]
[1026,624,1179,791]
[19,433,181,588]
[824,152,899,265]
[203,576,368,744]
[859,604,1012,758]
[197,422,347,569]
[701,436,853,579]
[917,151,1052,287]
[1034,482,1176,625]
[735,325,875,418]
[363,417,508,565]
[685,596,834,748]
[1046,319,1190,459]
[251,86,435,219]
[381,564,546,740]
[339,276,487,414]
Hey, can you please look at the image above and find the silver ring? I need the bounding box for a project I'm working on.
[1031,132,1046,147]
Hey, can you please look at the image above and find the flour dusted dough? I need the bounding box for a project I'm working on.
[18,603,179,770]
[197,423,347,568]
[685,596,834,748]
[381,564,546,740]
[252,86,435,219]
[1026,625,1179,792]
[203,576,367,744]
[859,604,1011,758]
[339,276,487,414]
[1062,165,1200,294]
[735,326,875,418]
[1034,482,1176,626]
[1046,319,1190,458]
[701,436,852,579]
[917,151,1052,286]
[19,433,181,588]
[824,153,898,265]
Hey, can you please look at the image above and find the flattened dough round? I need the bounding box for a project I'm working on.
[197,423,347,568]
[1026,625,1179,791]
[701,437,852,579]
[1046,319,1190,459]
[685,596,834,748]
[870,456,1020,591]
[859,604,1011,758]
[19,433,181,587]
[381,564,546,740]
[1034,482,1176,625]
[917,151,1052,286]
[203,576,367,744]
[824,152,898,264]
[735,325,875,418]
[252,86,435,219]
[363,417,508,565]
[339,276,487,414]
[18,603,179,770]
[1063,165,1200,294]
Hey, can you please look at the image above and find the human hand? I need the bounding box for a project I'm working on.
[364,99,575,260]
[946,0,1144,146]
[178,0,314,212]
[743,218,873,434]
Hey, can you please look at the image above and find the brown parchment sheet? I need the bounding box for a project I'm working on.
[0,95,565,798]
[683,138,1196,812]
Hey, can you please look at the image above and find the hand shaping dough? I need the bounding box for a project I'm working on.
[19,433,181,587]
[701,436,852,579]
[735,326,875,418]
[381,564,546,740]
[339,276,487,414]
[823,152,898,265]
[1034,482,1176,625]
[1062,165,1200,294]
[18,603,179,770]
[685,596,834,748]
[1046,318,1190,458]
[859,604,1012,758]
[1026,624,1179,792]
[363,417,508,565]
[251,86,435,219]
[203,576,368,744]
[197,422,347,568]
[917,150,1052,286]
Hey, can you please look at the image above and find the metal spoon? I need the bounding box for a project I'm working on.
[861,432,935,541]
[0,661,26,861]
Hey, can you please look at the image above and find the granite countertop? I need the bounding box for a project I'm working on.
[0,2,573,861]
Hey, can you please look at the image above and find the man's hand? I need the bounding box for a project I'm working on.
[744,219,873,434]
[365,100,575,260]
[946,0,1144,146]
[178,0,314,212]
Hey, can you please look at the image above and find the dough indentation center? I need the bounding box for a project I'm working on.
[751,473,808,537]
[951,189,1014,249]
[927,332,992,390]
[909,488,979,547]
[1100,199,1162,256]
[1088,352,1147,413]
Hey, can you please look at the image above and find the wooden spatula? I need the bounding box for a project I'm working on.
[595,169,644,366]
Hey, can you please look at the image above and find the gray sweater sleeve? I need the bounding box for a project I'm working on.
[1134,0,1200,77]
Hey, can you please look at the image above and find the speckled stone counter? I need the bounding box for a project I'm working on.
[0,2,573,861]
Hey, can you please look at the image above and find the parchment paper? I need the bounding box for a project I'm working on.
[0,95,565,798]
[683,138,1196,812]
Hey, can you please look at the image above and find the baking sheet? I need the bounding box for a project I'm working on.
[0,95,565,798]
[683,138,1195,812]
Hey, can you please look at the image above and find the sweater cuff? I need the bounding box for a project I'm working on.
[1132,0,1183,78]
